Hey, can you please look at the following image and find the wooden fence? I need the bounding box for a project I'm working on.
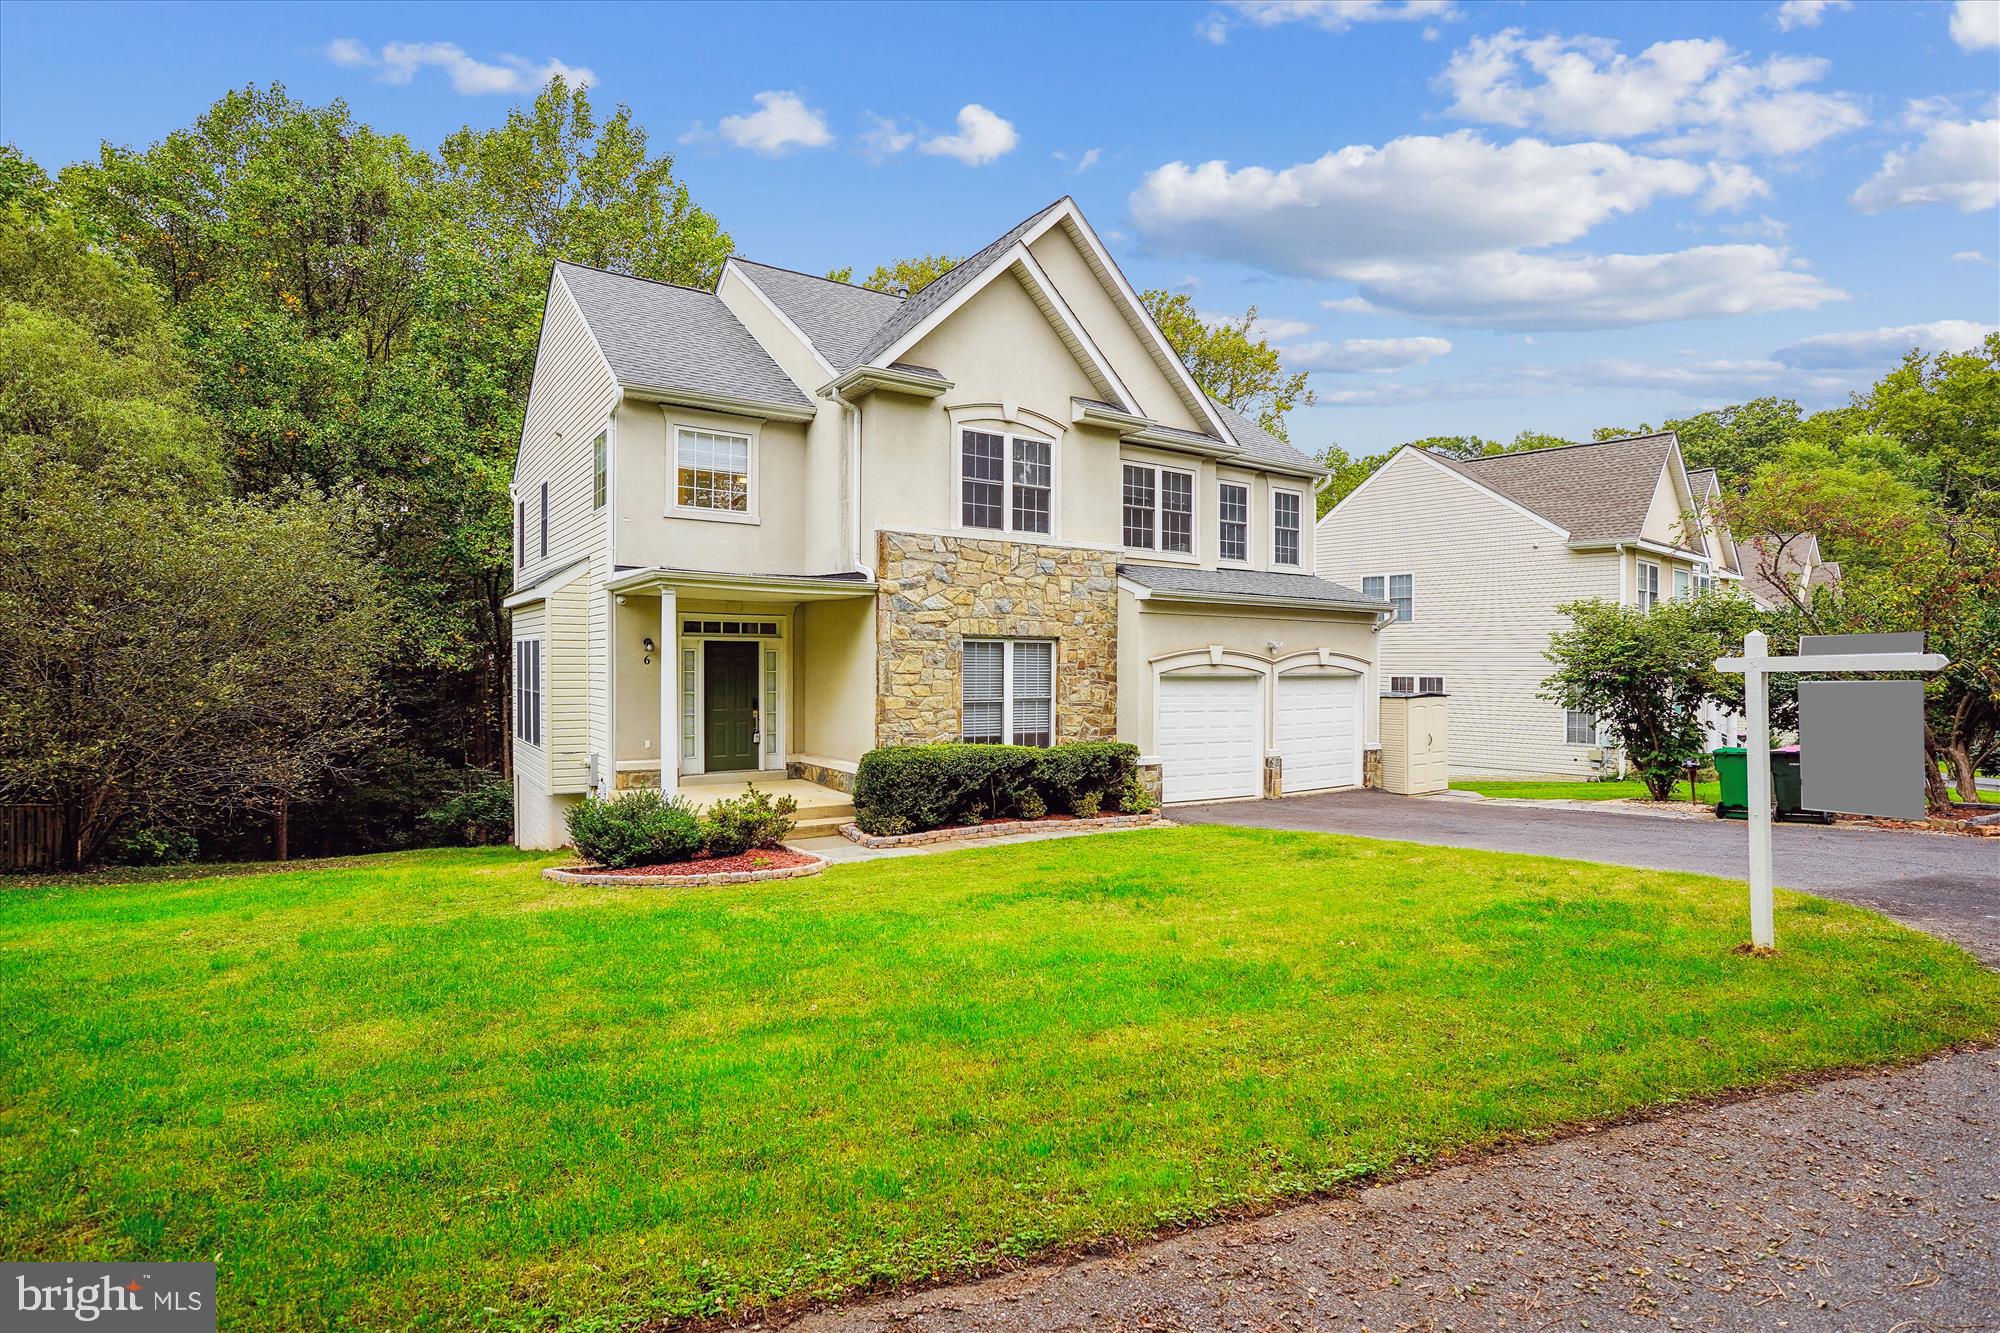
[1,804,61,872]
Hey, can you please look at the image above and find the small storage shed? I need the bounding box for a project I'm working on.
[1379,691,1449,795]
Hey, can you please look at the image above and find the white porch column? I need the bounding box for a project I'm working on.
[659,589,679,797]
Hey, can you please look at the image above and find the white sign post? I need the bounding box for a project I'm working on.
[1714,629,1949,951]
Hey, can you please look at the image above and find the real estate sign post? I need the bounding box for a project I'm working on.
[1715,630,1948,951]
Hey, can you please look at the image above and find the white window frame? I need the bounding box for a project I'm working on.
[513,637,543,748]
[592,431,608,510]
[1122,460,1198,556]
[1565,708,1598,746]
[1636,560,1661,612]
[1272,486,1305,567]
[1389,674,1445,694]
[1362,574,1414,623]
[666,413,760,525]
[1217,476,1252,564]
[957,426,1056,537]
[675,614,789,775]
[960,638,1057,747]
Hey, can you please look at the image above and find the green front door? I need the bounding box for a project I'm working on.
[703,641,760,772]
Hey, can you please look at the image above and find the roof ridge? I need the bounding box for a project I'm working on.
[730,256,906,301]
[1449,431,1673,465]
[553,258,721,298]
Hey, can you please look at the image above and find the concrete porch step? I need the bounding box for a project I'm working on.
[790,812,855,840]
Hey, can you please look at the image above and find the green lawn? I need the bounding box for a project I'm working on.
[1453,777,1722,803]
[3,830,1995,1330]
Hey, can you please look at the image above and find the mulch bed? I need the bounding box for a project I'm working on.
[571,847,819,877]
[840,812,1169,849]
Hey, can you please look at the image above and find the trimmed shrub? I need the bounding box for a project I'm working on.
[1110,774,1156,815]
[566,791,703,868]
[420,774,513,847]
[853,741,1140,833]
[701,785,799,856]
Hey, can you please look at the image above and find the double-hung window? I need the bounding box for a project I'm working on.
[515,500,525,569]
[960,429,1052,535]
[513,639,542,747]
[1636,561,1660,612]
[676,427,752,515]
[1122,462,1194,554]
[1565,709,1598,745]
[1218,482,1249,562]
[539,482,549,559]
[1674,568,1691,601]
[1362,574,1414,622]
[1273,489,1302,566]
[592,431,608,509]
[961,639,1055,747]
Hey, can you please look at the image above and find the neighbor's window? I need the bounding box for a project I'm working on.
[1637,560,1660,612]
[592,431,608,509]
[1273,489,1302,566]
[676,427,751,513]
[513,639,543,747]
[1122,462,1194,554]
[1674,568,1691,601]
[1363,574,1414,622]
[1695,569,1714,596]
[960,429,1052,535]
[1389,674,1444,694]
[961,639,1055,747]
[1219,482,1249,561]
[1565,709,1597,745]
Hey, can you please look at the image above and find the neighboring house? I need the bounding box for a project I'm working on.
[1315,433,1741,779]
[506,197,1391,847]
[1740,532,1840,611]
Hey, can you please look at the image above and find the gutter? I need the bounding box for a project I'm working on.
[604,566,878,597]
[623,383,817,423]
[1119,578,1389,617]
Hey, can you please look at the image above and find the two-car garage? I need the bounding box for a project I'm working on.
[1155,667,1364,803]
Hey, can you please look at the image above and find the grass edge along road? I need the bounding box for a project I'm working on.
[3,827,1995,1330]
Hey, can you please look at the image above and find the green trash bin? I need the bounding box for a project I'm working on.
[1712,746,1748,819]
[1771,745,1835,824]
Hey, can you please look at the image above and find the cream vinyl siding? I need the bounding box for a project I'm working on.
[515,273,616,589]
[546,572,593,792]
[1316,450,1621,778]
[1638,461,1698,550]
[509,600,581,849]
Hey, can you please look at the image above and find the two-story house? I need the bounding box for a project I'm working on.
[506,198,1391,847]
[1314,432,1741,780]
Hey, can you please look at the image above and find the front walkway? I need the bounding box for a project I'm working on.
[789,1046,2000,1331]
[1182,787,2000,965]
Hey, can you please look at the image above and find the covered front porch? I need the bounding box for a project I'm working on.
[603,567,878,803]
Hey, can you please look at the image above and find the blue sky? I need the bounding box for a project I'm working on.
[3,0,1996,452]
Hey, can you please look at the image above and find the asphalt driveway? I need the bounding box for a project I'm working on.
[1181,789,2000,965]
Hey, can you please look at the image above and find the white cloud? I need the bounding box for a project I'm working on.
[1196,13,1232,43]
[1225,1,1458,32]
[1285,335,1453,371]
[1132,132,1714,276]
[717,91,833,155]
[1720,214,1790,241]
[1438,30,1864,157]
[859,114,914,159]
[1200,311,1314,339]
[326,40,593,94]
[1774,0,1850,31]
[1952,249,1994,263]
[1338,244,1844,331]
[1850,115,1999,212]
[1702,161,1772,211]
[1074,147,1103,173]
[920,105,1018,166]
[1320,296,1377,313]
[1952,0,2000,50]
[1772,320,1997,368]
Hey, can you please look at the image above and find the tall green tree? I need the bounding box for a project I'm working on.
[1142,290,1314,441]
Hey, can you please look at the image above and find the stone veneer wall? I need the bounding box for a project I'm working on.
[1363,746,1383,789]
[786,759,857,795]
[875,531,1118,746]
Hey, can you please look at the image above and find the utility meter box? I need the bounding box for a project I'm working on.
[1380,691,1448,795]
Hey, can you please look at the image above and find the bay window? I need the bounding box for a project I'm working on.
[513,639,542,747]
[1121,462,1194,554]
[961,639,1055,747]
[1273,489,1302,566]
[1219,481,1249,562]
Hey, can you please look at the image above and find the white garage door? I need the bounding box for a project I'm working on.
[1158,673,1262,803]
[1275,673,1361,794]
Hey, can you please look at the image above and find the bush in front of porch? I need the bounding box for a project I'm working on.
[854,741,1150,836]
[567,787,799,868]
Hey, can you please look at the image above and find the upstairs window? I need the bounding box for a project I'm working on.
[1674,568,1690,601]
[1122,462,1194,554]
[1363,574,1413,622]
[539,482,549,558]
[1273,489,1302,566]
[677,427,752,514]
[961,639,1055,747]
[1219,482,1249,562]
[513,639,542,747]
[592,431,607,509]
[1637,560,1660,612]
[515,500,525,569]
[960,429,1051,535]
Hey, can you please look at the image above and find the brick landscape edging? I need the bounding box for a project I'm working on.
[542,848,828,887]
[838,813,1171,849]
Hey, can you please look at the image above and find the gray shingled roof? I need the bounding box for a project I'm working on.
[726,259,904,372]
[1120,563,1386,611]
[1207,398,1323,474]
[1428,433,1677,543]
[851,200,1071,369]
[555,261,812,411]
